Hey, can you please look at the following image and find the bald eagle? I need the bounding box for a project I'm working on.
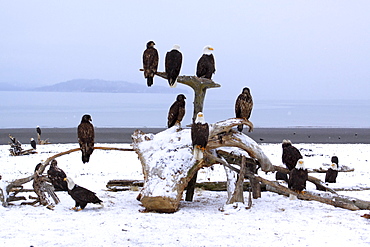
[30,138,36,149]
[143,41,159,87]
[325,162,338,183]
[191,112,209,160]
[282,139,302,171]
[235,87,253,132]
[47,159,68,191]
[78,114,94,163]
[196,46,215,79]
[288,159,308,193]
[167,94,186,128]
[165,45,182,87]
[64,177,103,211]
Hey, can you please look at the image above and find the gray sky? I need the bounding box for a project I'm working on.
[0,1,369,100]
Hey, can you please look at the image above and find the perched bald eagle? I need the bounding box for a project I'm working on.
[64,177,103,211]
[191,112,209,160]
[167,94,186,128]
[78,114,94,163]
[325,162,338,183]
[30,138,36,149]
[196,46,215,79]
[47,159,68,191]
[288,159,308,193]
[235,87,253,132]
[282,139,302,171]
[165,45,182,87]
[143,41,159,87]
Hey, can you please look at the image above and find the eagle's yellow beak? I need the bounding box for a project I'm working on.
[209,47,214,51]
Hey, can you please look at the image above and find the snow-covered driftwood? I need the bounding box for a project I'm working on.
[132,118,273,213]
[0,146,134,207]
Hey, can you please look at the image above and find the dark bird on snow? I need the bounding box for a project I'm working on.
[30,138,36,149]
[282,139,303,171]
[78,114,94,163]
[36,126,41,136]
[275,171,289,183]
[325,160,339,183]
[64,177,103,211]
[167,94,186,128]
[288,159,308,194]
[47,159,68,191]
[331,155,339,165]
[165,44,182,87]
[191,112,209,160]
[235,87,253,132]
[196,45,215,79]
[143,40,159,87]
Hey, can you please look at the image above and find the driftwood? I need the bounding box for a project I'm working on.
[0,146,134,207]
[204,150,370,211]
[106,179,263,192]
[8,134,37,156]
[227,156,247,204]
[132,119,273,213]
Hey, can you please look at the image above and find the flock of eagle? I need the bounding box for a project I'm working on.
[278,139,339,198]
[31,41,338,210]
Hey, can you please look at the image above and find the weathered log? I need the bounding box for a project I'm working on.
[1,146,134,207]
[132,123,272,212]
[106,179,264,192]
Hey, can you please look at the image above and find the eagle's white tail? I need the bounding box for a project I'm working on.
[193,147,203,160]
[170,81,177,88]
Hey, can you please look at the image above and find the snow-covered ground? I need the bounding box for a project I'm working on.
[0,142,369,246]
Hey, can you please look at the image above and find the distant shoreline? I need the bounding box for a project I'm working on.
[1,127,369,145]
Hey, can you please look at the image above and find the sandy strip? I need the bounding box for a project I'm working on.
[1,127,369,145]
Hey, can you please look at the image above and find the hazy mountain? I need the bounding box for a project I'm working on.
[0,79,188,94]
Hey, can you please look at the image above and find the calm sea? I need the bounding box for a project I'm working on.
[1,91,369,128]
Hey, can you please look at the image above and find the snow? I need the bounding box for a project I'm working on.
[1,142,370,246]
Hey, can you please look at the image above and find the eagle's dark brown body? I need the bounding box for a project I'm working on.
[143,41,159,87]
[288,167,308,192]
[196,54,215,79]
[78,114,94,163]
[325,168,338,183]
[191,122,209,149]
[47,159,68,191]
[167,94,186,128]
[191,113,209,160]
[65,177,102,210]
[165,47,182,87]
[282,140,302,171]
[235,87,253,132]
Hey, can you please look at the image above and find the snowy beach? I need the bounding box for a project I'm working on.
[0,137,370,246]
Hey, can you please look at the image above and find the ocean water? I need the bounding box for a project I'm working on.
[1,91,369,128]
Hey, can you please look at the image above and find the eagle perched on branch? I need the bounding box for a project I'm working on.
[191,112,209,160]
[143,40,159,87]
[78,114,94,163]
[196,45,215,79]
[235,87,253,132]
[167,94,186,128]
[165,44,182,88]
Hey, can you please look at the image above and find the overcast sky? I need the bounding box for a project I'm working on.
[0,1,369,100]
